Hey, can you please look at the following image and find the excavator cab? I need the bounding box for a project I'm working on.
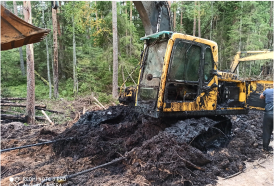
[136,31,221,118]
[119,31,273,118]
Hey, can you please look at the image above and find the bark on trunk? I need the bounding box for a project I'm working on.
[193,1,196,36]
[72,13,78,97]
[125,1,128,56]
[23,1,35,125]
[173,5,176,31]
[198,1,201,38]
[180,2,183,33]
[95,1,98,31]
[267,1,273,49]
[52,4,59,98]
[130,1,132,56]
[14,1,25,76]
[112,1,119,98]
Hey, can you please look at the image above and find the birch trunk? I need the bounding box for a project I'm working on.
[193,1,196,36]
[43,2,52,98]
[13,1,25,76]
[52,3,59,98]
[112,1,119,98]
[23,1,35,125]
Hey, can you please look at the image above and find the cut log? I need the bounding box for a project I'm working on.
[1,109,21,114]
[1,97,26,100]
[1,100,15,103]
[1,114,45,121]
[1,103,46,108]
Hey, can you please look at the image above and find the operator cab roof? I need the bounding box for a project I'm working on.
[140,31,173,41]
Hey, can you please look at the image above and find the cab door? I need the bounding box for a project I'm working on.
[162,39,218,113]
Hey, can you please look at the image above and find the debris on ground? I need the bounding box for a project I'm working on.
[1,106,272,186]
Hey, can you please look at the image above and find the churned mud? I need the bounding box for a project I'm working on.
[1,106,273,186]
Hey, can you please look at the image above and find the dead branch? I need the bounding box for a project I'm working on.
[36,107,64,114]
[1,103,46,108]
[93,97,106,109]
[223,168,246,180]
[41,110,54,125]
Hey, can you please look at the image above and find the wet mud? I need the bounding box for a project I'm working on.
[1,106,271,186]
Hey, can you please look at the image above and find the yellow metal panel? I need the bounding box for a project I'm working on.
[163,76,218,112]
[239,52,274,61]
[157,39,174,109]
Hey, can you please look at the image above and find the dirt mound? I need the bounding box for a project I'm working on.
[52,106,167,164]
[126,110,266,185]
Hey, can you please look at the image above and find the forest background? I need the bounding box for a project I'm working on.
[1,1,273,104]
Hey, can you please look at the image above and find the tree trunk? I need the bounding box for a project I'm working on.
[130,1,132,56]
[210,1,213,40]
[173,4,176,31]
[23,1,35,125]
[95,1,98,31]
[13,1,25,76]
[72,13,78,97]
[112,1,119,99]
[52,3,59,98]
[193,1,196,36]
[267,1,273,49]
[122,65,126,88]
[198,1,201,37]
[125,1,128,56]
[42,1,52,98]
[180,2,183,33]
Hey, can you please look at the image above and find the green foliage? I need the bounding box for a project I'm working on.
[1,1,272,106]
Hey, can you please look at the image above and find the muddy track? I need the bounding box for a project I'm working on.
[1,106,272,186]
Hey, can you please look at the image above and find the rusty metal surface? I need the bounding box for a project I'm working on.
[1,5,50,51]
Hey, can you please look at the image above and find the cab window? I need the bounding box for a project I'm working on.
[204,48,214,82]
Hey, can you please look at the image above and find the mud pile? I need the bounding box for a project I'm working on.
[127,110,266,185]
[52,106,168,164]
[1,105,270,186]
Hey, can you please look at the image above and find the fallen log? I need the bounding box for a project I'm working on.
[36,107,64,114]
[1,97,26,100]
[1,109,21,114]
[1,103,46,108]
[1,100,15,103]
[1,114,46,121]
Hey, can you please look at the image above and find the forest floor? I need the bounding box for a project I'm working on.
[1,104,273,186]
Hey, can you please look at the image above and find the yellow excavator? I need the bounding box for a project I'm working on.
[230,51,273,74]
[119,2,273,118]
